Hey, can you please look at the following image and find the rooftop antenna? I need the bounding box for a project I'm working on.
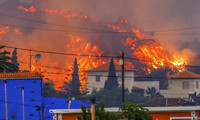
[35,53,41,61]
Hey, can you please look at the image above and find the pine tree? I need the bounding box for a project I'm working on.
[104,58,119,90]
[68,58,81,96]
[11,48,19,68]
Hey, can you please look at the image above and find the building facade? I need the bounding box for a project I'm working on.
[50,106,200,120]
[85,62,134,93]
[160,71,200,99]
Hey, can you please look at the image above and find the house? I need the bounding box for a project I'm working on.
[0,73,43,120]
[50,106,200,120]
[85,60,160,94]
[139,97,196,107]
[85,62,135,93]
[132,86,145,95]
[160,71,200,99]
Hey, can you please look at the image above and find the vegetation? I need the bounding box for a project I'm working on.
[91,86,146,107]
[11,48,19,68]
[0,46,19,72]
[146,87,163,100]
[77,102,152,120]
[104,58,119,89]
[62,58,84,97]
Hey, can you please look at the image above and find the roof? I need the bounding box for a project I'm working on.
[138,97,195,107]
[49,106,200,114]
[132,86,144,90]
[170,71,200,79]
[85,62,134,72]
[0,72,43,79]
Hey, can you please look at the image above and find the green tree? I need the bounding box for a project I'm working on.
[119,102,153,120]
[91,86,146,107]
[146,87,163,100]
[78,102,152,120]
[63,58,82,97]
[11,48,19,68]
[77,102,123,120]
[0,46,18,72]
[104,58,119,90]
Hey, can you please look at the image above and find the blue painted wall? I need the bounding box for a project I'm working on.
[0,78,42,120]
[44,97,91,120]
[0,78,92,120]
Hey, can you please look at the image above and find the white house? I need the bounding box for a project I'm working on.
[85,61,160,94]
[85,62,134,93]
[160,70,200,99]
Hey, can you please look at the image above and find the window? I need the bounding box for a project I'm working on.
[182,81,189,89]
[96,75,100,82]
[170,117,193,120]
[117,74,122,82]
[196,81,199,89]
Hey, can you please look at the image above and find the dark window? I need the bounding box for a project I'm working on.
[96,76,100,82]
[182,81,189,89]
[196,81,199,89]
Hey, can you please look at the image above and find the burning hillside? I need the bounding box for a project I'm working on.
[0,1,188,90]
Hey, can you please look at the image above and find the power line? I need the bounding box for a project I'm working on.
[1,13,200,34]
[3,45,120,58]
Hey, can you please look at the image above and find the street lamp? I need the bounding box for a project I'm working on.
[15,86,25,120]
[0,79,7,120]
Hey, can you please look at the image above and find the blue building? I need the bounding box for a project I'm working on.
[0,73,91,120]
[0,73,43,120]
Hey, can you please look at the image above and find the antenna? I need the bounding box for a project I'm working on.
[35,53,41,61]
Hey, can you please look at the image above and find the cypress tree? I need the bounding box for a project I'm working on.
[104,58,119,90]
[12,48,19,68]
[69,58,81,96]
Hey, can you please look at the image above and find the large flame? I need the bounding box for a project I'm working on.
[0,5,188,91]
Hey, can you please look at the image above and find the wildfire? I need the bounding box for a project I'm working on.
[5,5,188,91]
[15,29,22,35]
[42,8,88,19]
[18,5,36,14]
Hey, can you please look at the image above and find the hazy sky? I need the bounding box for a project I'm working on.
[1,0,200,56]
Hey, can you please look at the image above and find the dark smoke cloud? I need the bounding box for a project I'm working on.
[0,0,200,63]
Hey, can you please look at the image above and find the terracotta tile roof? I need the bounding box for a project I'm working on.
[85,62,134,72]
[132,86,144,90]
[170,71,200,79]
[0,72,43,79]
[139,97,195,107]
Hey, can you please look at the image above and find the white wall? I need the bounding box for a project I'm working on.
[160,79,200,98]
[87,71,134,94]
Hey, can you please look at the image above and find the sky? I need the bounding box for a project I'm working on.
[1,0,200,57]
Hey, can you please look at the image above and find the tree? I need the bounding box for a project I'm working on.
[146,87,163,100]
[0,46,19,72]
[63,58,81,97]
[119,102,153,120]
[77,102,152,120]
[104,58,118,90]
[91,86,146,107]
[77,102,123,120]
[11,48,19,68]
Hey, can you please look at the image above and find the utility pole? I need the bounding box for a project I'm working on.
[121,52,125,104]
[15,86,25,120]
[30,49,32,72]
[4,80,8,120]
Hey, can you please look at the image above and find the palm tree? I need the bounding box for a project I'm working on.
[146,87,163,99]
[0,46,19,72]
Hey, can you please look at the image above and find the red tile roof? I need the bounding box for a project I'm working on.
[139,97,195,107]
[132,86,144,90]
[170,71,200,79]
[0,72,43,79]
[85,62,134,72]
